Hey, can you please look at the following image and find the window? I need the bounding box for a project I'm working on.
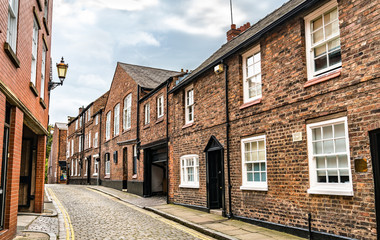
[71,139,74,155]
[71,160,74,176]
[240,135,267,191]
[123,94,132,130]
[84,159,88,176]
[78,136,82,152]
[40,45,47,100]
[93,158,99,176]
[185,86,194,124]
[93,132,98,148]
[7,0,19,51]
[88,131,91,148]
[144,103,150,125]
[75,159,78,176]
[67,142,70,158]
[305,1,341,80]
[87,108,91,122]
[105,153,110,175]
[114,104,120,136]
[133,145,137,175]
[95,114,99,125]
[79,116,82,128]
[106,111,111,140]
[242,46,262,103]
[44,0,49,19]
[30,18,39,86]
[75,120,78,130]
[180,155,199,188]
[307,116,352,196]
[157,95,164,119]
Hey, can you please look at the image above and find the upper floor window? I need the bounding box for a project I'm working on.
[144,103,150,125]
[7,0,19,51]
[106,111,111,140]
[93,158,99,176]
[304,1,341,80]
[114,104,120,136]
[71,139,74,156]
[185,86,194,124]
[75,120,78,130]
[79,116,82,128]
[40,44,47,100]
[31,18,39,86]
[78,136,82,152]
[105,153,110,175]
[307,116,352,196]
[179,155,199,188]
[157,95,164,119]
[242,46,261,103]
[240,135,267,191]
[93,132,98,148]
[66,142,70,158]
[88,131,91,148]
[87,108,91,122]
[44,0,49,20]
[123,94,132,130]
[95,114,99,125]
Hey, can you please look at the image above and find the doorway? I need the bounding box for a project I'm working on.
[0,105,10,230]
[370,128,380,238]
[143,144,167,197]
[123,148,128,189]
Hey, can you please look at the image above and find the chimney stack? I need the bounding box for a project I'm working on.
[226,22,251,42]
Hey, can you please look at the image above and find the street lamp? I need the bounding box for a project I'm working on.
[48,57,68,91]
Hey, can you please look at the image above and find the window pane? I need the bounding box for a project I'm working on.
[316,157,325,168]
[312,17,323,31]
[326,156,337,168]
[245,153,251,162]
[254,62,261,74]
[312,128,322,140]
[247,56,253,66]
[251,152,258,161]
[313,141,323,154]
[339,169,349,183]
[323,126,333,139]
[334,124,345,137]
[325,21,339,38]
[317,170,327,182]
[247,172,253,182]
[261,172,266,182]
[324,8,338,24]
[247,163,253,171]
[258,141,264,150]
[328,38,340,51]
[338,155,348,168]
[312,29,323,44]
[258,151,265,161]
[254,173,260,182]
[254,52,261,63]
[314,45,326,57]
[327,170,338,183]
[261,162,266,171]
[245,142,251,152]
[252,142,258,151]
[328,49,341,66]
[253,163,259,171]
[323,140,334,154]
[314,55,327,72]
[247,65,254,77]
[335,139,346,152]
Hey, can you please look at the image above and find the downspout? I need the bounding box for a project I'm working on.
[166,78,171,204]
[81,110,85,185]
[98,110,103,186]
[57,129,60,184]
[136,85,140,149]
[223,61,233,218]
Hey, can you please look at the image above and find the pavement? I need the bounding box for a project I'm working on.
[14,185,305,240]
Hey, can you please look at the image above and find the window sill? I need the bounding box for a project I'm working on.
[30,82,39,97]
[143,124,150,130]
[92,174,98,176]
[304,68,342,88]
[132,174,137,179]
[35,0,42,11]
[156,117,164,124]
[43,17,50,35]
[4,42,20,68]
[182,122,194,129]
[240,185,268,191]
[240,98,262,110]
[104,175,110,179]
[123,128,131,134]
[179,184,199,189]
[307,187,353,196]
[39,98,47,109]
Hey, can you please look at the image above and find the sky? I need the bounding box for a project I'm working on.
[49,0,288,124]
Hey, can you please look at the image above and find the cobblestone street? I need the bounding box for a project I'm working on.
[47,185,214,240]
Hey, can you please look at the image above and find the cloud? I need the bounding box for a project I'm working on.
[91,0,159,11]
[117,32,160,47]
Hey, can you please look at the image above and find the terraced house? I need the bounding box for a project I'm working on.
[0,0,53,238]
[168,0,379,239]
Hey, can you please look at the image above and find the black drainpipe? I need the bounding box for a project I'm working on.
[223,61,233,218]
[166,78,172,204]
[136,85,141,156]
[98,110,103,186]
[81,108,85,185]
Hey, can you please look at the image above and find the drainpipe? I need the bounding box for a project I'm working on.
[136,85,141,151]
[166,78,172,204]
[223,61,233,218]
[98,110,103,186]
[81,109,85,185]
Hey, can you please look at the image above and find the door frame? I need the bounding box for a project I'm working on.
[369,128,380,238]
[204,136,225,214]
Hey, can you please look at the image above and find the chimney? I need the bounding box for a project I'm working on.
[79,107,83,114]
[226,22,251,42]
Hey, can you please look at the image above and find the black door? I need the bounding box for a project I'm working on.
[208,150,223,209]
[0,105,10,229]
[87,156,91,184]
[123,148,128,189]
[370,129,380,239]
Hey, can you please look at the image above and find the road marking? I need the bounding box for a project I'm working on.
[89,189,214,240]
[47,187,75,240]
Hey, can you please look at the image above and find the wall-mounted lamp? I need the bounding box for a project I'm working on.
[49,57,68,91]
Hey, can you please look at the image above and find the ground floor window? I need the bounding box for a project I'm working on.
[93,157,99,176]
[307,116,353,196]
[105,153,110,175]
[84,159,88,176]
[179,155,199,188]
[240,135,267,191]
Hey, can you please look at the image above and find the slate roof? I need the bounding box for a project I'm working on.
[55,122,68,130]
[172,0,314,91]
[119,62,182,89]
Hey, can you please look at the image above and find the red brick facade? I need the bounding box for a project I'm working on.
[48,123,67,184]
[0,0,53,238]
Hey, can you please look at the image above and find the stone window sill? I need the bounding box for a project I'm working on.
[179,184,199,189]
[4,42,20,68]
[43,17,50,35]
[156,117,164,124]
[307,186,353,196]
[182,122,194,129]
[304,68,342,88]
[30,82,39,97]
[39,98,47,109]
[240,98,262,110]
[240,185,268,191]
[143,124,150,130]
[104,175,110,179]
[132,174,137,179]
[122,128,131,134]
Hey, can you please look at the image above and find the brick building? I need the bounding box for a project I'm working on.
[66,91,108,185]
[47,123,67,184]
[0,0,53,238]
[168,0,379,239]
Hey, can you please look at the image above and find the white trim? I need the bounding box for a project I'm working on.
[240,186,268,191]
[185,85,194,124]
[179,184,199,189]
[144,103,150,125]
[180,154,199,188]
[123,94,132,130]
[114,103,120,136]
[157,94,164,119]
[242,45,262,103]
[106,111,111,140]
[306,116,353,196]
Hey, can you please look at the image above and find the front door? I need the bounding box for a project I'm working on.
[87,156,91,184]
[0,105,10,229]
[208,150,223,209]
[123,148,128,189]
[370,128,380,238]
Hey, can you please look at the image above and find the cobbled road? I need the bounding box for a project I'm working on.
[48,185,213,240]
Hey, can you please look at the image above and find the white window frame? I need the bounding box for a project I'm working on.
[75,159,78,176]
[78,136,82,152]
[66,142,69,158]
[123,94,132,130]
[144,103,150,125]
[75,120,78,130]
[7,0,19,51]
[84,159,88,176]
[71,160,74,176]
[157,95,164,119]
[105,153,110,176]
[179,155,199,188]
[242,45,262,103]
[106,111,111,140]
[306,116,353,196]
[71,139,74,155]
[40,44,47,100]
[79,116,82,128]
[93,158,99,176]
[95,114,99,125]
[44,0,49,19]
[88,131,91,148]
[185,85,194,124]
[114,104,120,136]
[304,0,341,80]
[93,132,98,148]
[87,108,91,122]
[240,135,268,191]
[30,18,39,86]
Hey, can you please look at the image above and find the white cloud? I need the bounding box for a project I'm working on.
[117,32,160,47]
[91,0,159,11]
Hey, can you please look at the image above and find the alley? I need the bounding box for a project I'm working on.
[46,185,213,240]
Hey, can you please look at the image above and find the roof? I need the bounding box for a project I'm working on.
[172,0,314,92]
[55,122,68,130]
[118,62,182,89]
